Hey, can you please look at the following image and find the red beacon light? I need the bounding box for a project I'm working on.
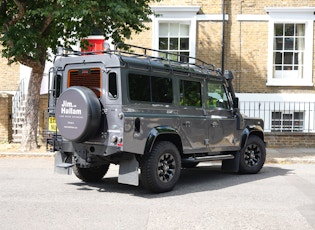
[81,35,105,54]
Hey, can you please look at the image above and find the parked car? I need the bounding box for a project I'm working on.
[48,43,266,193]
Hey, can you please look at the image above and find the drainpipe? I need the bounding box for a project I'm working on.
[221,0,225,77]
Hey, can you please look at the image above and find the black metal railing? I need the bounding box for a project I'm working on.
[239,101,315,133]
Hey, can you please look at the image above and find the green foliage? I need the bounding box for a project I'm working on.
[0,0,159,66]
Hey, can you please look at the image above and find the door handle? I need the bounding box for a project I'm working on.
[183,121,191,127]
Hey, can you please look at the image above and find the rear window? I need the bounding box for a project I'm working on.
[68,68,102,97]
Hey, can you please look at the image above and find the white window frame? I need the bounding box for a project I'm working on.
[266,7,315,86]
[158,22,191,62]
[151,6,200,63]
[271,111,304,132]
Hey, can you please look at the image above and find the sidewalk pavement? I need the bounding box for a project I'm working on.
[266,148,315,164]
[0,148,315,164]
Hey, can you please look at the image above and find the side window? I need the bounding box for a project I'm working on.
[180,80,201,107]
[128,73,173,103]
[151,76,173,103]
[207,81,229,109]
[129,74,150,101]
[108,72,118,99]
[54,74,62,98]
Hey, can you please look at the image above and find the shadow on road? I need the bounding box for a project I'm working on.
[67,164,292,198]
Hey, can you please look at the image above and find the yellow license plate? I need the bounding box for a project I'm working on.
[48,117,58,132]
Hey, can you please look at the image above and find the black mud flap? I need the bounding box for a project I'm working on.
[54,151,74,175]
[221,152,240,173]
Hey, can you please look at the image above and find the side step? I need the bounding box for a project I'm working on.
[54,151,74,175]
[182,154,234,163]
[56,163,75,168]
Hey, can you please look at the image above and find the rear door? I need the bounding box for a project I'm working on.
[178,79,208,154]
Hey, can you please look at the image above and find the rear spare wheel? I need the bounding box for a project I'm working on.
[55,86,101,142]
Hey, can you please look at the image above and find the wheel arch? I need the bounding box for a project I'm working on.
[240,125,265,149]
[144,126,183,155]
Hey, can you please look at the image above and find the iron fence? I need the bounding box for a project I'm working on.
[239,101,315,133]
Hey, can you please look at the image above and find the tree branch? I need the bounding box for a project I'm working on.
[41,14,53,35]
[0,0,7,17]
[18,55,40,69]
[6,0,26,28]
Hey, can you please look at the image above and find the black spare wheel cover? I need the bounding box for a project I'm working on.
[55,86,101,142]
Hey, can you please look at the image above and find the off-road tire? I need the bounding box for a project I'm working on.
[73,164,110,182]
[239,135,266,174]
[140,141,181,193]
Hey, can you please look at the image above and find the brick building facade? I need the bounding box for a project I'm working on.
[127,0,315,93]
[0,47,20,93]
[0,47,48,143]
[0,94,12,142]
[124,0,315,147]
[0,46,19,142]
[1,0,315,147]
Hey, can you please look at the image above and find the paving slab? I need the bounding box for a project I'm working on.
[1,147,315,163]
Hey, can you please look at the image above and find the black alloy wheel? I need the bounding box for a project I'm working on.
[140,141,181,193]
[239,135,266,174]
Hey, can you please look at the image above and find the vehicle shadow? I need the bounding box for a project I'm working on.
[67,163,292,198]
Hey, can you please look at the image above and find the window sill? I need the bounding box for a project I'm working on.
[266,80,314,87]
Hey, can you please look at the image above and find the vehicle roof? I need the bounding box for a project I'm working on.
[54,44,224,81]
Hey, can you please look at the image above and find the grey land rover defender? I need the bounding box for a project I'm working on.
[48,43,266,193]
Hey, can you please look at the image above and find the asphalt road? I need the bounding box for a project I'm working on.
[0,157,314,230]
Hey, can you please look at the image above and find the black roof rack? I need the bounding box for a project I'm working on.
[115,43,215,75]
[55,43,217,75]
